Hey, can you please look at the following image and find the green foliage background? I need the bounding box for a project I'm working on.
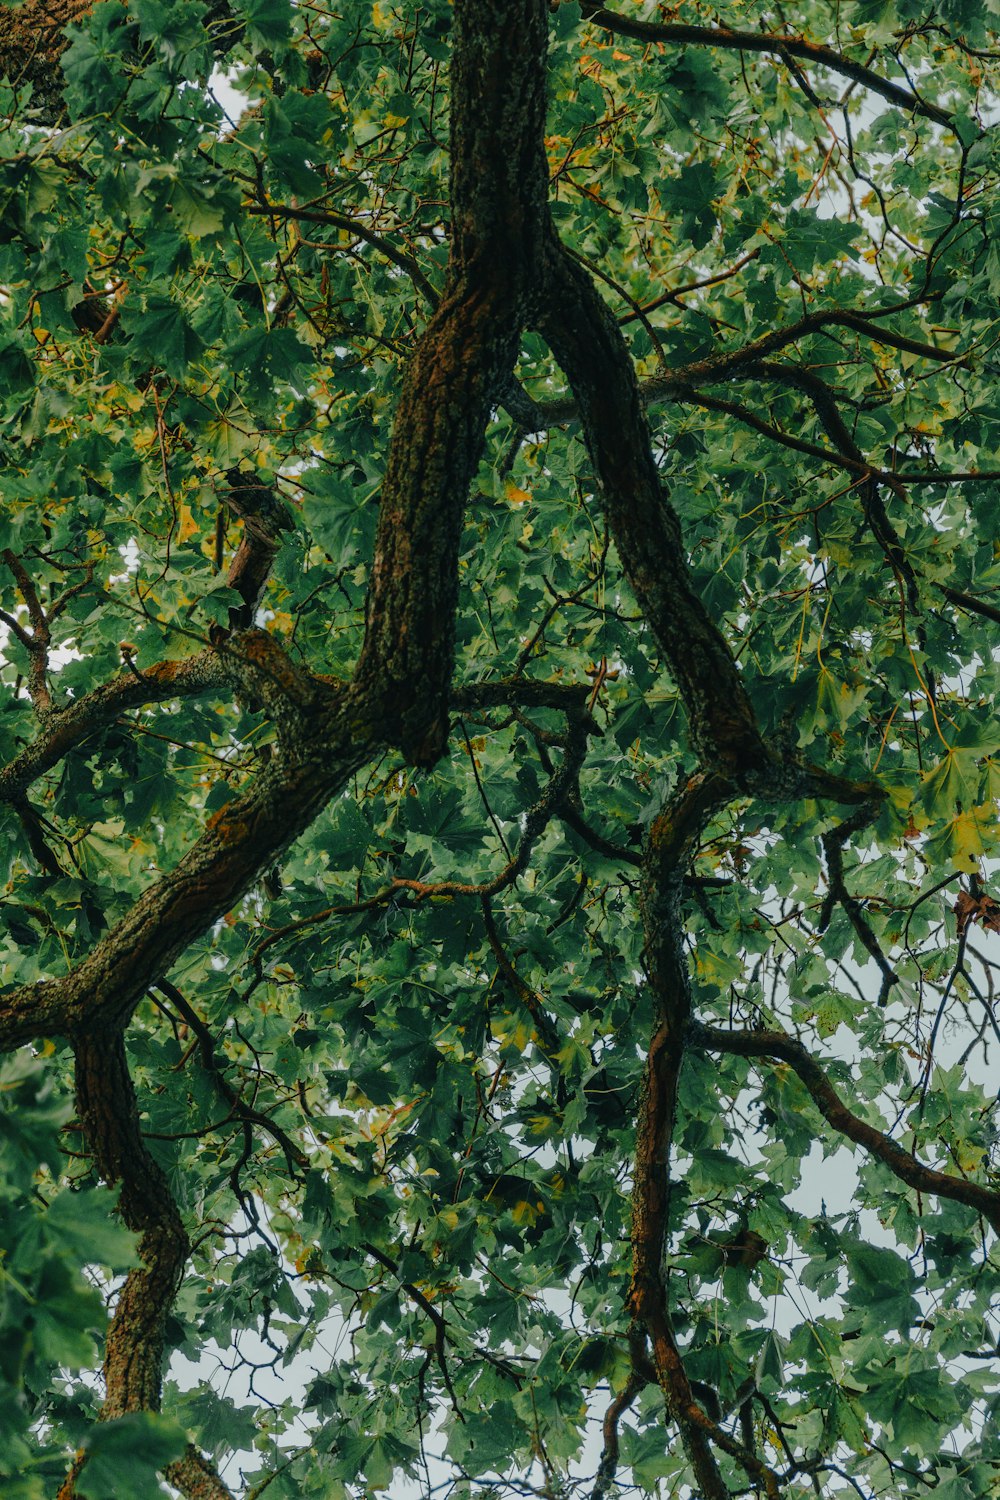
[3,0,1000,1496]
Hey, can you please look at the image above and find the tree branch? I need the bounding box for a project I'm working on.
[518,305,962,430]
[153,979,307,1175]
[0,649,229,803]
[688,1020,1000,1233]
[392,706,595,898]
[626,771,781,1498]
[576,3,952,126]
[0,639,370,1049]
[222,467,293,630]
[819,805,900,1006]
[163,1446,236,1500]
[245,198,438,307]
[354,0,552,766]
[537,244,769,773]
[3,549,53,717]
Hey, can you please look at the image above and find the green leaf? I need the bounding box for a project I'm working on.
[123,293,206,379]
[76,1414,187,1499]
[61,2,130,111]
[232,0,293,49]
[4,5,1000,1496]
[168,179,228,238]
[43,1188,140,1272]
[661,163,719,249]
[777,208,860,270]
[0,341,35,397]
[300,469,374,568]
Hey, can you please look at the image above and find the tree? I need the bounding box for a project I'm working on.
[2,0,1000,1495]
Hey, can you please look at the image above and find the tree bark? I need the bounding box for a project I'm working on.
[0,0,93,120]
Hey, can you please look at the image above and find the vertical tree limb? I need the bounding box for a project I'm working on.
[356,0,551,766]
[535,248,770,775]
[59,1027,234,1500]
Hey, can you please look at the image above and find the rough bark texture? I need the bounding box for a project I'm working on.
[0,0,236,122]
[74,1030,191,1416]
[536,251,769,775]
[0,0,93,118]
[0,5,563,1494]
[355,0,551,765]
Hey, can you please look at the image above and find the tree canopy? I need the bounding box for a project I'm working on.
[4,1,1000,1496]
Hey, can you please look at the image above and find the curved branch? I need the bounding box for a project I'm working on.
[663,307,962,383]
[0,649,369,1049]
[245,198,438,307]
[518,305,962,430]
[74,1027,188,1419]
[688,1020,1000,1233]
[628,772,782,1498]
[589,1369,644,1500]
[153,979,307,1174]
[0,649,229,803]
[56,1027,235,1500]
[223,468,293,630]
[730,361,921,614]
[819,805,900,1006]
[164,1446,236,1500]
[576,3,952,126]
[537,244,769,772]
[678,386,875,474]
[481,894,563,1061]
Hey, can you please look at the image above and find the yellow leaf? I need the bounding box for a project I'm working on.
[951,806,988,865]
[177,502,199,543]
[955,1141,984,1173]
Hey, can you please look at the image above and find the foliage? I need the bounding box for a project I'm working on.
[2,1,1000,1497]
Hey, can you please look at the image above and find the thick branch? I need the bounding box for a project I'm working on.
[537,246,768,772]
[629,773,738,1498]
[73,1027,188,1419]
[0,642,370,1048]
[354,0,551,766]
[937,584,1000,626]
[57,1029,234,1500]
[689,1021,1000,1233]
[0,649,228,803]
[589,1367,644,1500]
[163,1447,236,1500]
[223,468,293,629]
